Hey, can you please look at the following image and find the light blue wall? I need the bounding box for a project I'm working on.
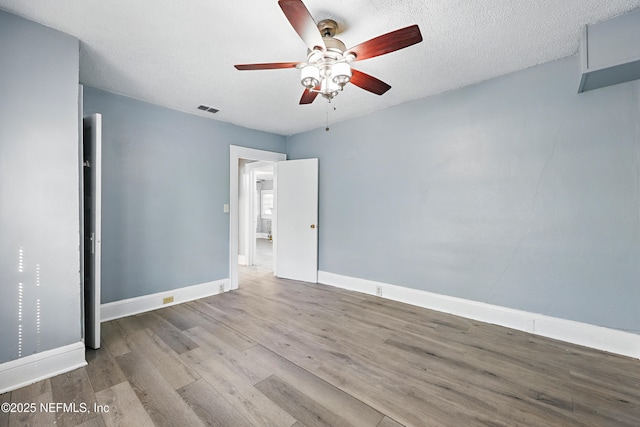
[0,10,81,363]
[83,88,286,303]
[287,56,640,334]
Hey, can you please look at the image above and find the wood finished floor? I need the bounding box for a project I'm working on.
[255,238,273,269]
[2,266,639,426]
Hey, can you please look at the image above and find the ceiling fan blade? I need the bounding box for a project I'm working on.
[278,0,326,51]
[350,69,391,95]
[234,62,300,70]
[299,86,320,104]
[346,25,423,61]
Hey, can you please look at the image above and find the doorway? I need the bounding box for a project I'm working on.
[229,146,319,289]
[250,163,275,270]
[241,161,275,271]
[229,146,286,290]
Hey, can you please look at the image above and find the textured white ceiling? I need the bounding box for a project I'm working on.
[2,0,640,135]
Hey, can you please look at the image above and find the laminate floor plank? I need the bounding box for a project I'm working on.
[49,368,99,427]
[183,326,271,385]
[125,328,201,390]
[377,417,405,427]
[103,314,203,391]
[95,381,154,427]
[154,305,202,331]
[188,299,234,324]
[182,305,257,351]
[137,312,199,355]
[463,382,583,427]
[177,378,254,427]
[245,345,384,426]
[572,397,640,427]
[115,315,146,335]
[238,282,362,312]
[569,368,640,405]
[0,392,10,427]
[357,297,473,334]
[464,323,572,364]
[9,378,50,403]
[384,331,575,413]
[311,355,486,427]
[569,373,640,427]
[568,351,640,400]
[100,321,132,358]
[8,379,56,427]
[180,347,297,427]
[255,374,357,427]
[85,348,127,393]
[460,367,577,425]
[115,351,204,427]
[191,309,326,372]
[75,415,107,427]
[192,296,258,330]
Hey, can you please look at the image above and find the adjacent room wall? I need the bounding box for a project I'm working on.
[83,88,286,303]
[257,179,274,235]
[238,158,252,262]
[287,55,640,335]
[0,10,81,363]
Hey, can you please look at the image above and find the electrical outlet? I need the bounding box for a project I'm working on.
[376,286,382,297]
[163,296,174,304]
[219,283,225,293]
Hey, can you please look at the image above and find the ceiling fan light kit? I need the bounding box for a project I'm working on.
[299,24,354,101]
[234,0,423,105]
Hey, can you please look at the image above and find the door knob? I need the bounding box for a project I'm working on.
[310,224,316,229]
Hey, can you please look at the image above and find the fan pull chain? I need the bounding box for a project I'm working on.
[325,103,336,132]
[325,104,329,131]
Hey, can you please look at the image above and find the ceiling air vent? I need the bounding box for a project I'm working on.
[197,105,219,114]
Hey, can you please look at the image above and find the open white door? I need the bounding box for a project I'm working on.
[83,114,102,349]
[275,158,318,283]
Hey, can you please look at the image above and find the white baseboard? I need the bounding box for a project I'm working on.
[101,279,228,322]
[318,271,640,359]
[257,233,269,239]
[0,341,87,394]
[238,255,247,266]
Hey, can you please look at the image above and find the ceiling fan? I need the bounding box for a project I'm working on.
[234,0,423,105]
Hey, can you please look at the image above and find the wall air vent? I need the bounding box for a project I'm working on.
[197,105,219,113]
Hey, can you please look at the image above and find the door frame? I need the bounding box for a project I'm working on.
[229,146,285,290]
[82,113,102,349]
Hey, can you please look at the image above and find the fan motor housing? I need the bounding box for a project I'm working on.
[316,19,346,55]
[317,19,339,37]
[323,37,347,54]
